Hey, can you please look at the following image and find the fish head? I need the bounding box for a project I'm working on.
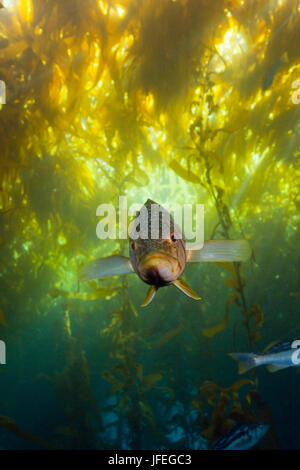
[255,423,270,440]
[130,238,186,286]
[129,199,186,287]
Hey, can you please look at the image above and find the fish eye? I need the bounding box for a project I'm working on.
[170,233,176,244]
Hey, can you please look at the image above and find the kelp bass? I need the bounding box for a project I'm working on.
[79,199,251,306]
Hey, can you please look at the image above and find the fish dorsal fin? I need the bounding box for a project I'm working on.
[262,340,279,354]
[173,278,201,300]
[187,240,251,263]
[141,285,157,307]
[144,198,158,207]
[79,255,134,281]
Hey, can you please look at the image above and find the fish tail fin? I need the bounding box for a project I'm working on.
[229,353,259,374]
[187,239,251,263]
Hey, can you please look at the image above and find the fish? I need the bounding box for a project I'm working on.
[229,339,300,374]
[213,422,269,450]
[262,56,286,91]
[262,52,289,90]
[79,199,251,307]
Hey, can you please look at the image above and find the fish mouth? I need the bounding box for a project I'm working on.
[138,251,179,286]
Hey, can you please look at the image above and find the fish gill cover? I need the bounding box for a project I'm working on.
[0,0,299,450]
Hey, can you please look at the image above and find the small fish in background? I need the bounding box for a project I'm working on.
[79,199,251,307]
[262,53,289,90]
[213,423,270,450]
[229,339,300,374]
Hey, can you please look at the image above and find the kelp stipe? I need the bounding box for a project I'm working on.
[52,306,102,449]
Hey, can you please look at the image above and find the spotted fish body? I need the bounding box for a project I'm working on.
[229,338,300,374]
[79,199,251,306]
[213,423,269,450]
[129,199,186,287]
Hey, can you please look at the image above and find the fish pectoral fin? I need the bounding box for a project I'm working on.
[187,239,251,263]
[79,255,134,281]
[173,278,201,300]
[141,285,157,307]
[262,340,279,354]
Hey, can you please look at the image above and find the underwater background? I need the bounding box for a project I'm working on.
[0,0,299,450]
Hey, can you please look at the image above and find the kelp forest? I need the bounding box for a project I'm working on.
[0,0,299,450]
